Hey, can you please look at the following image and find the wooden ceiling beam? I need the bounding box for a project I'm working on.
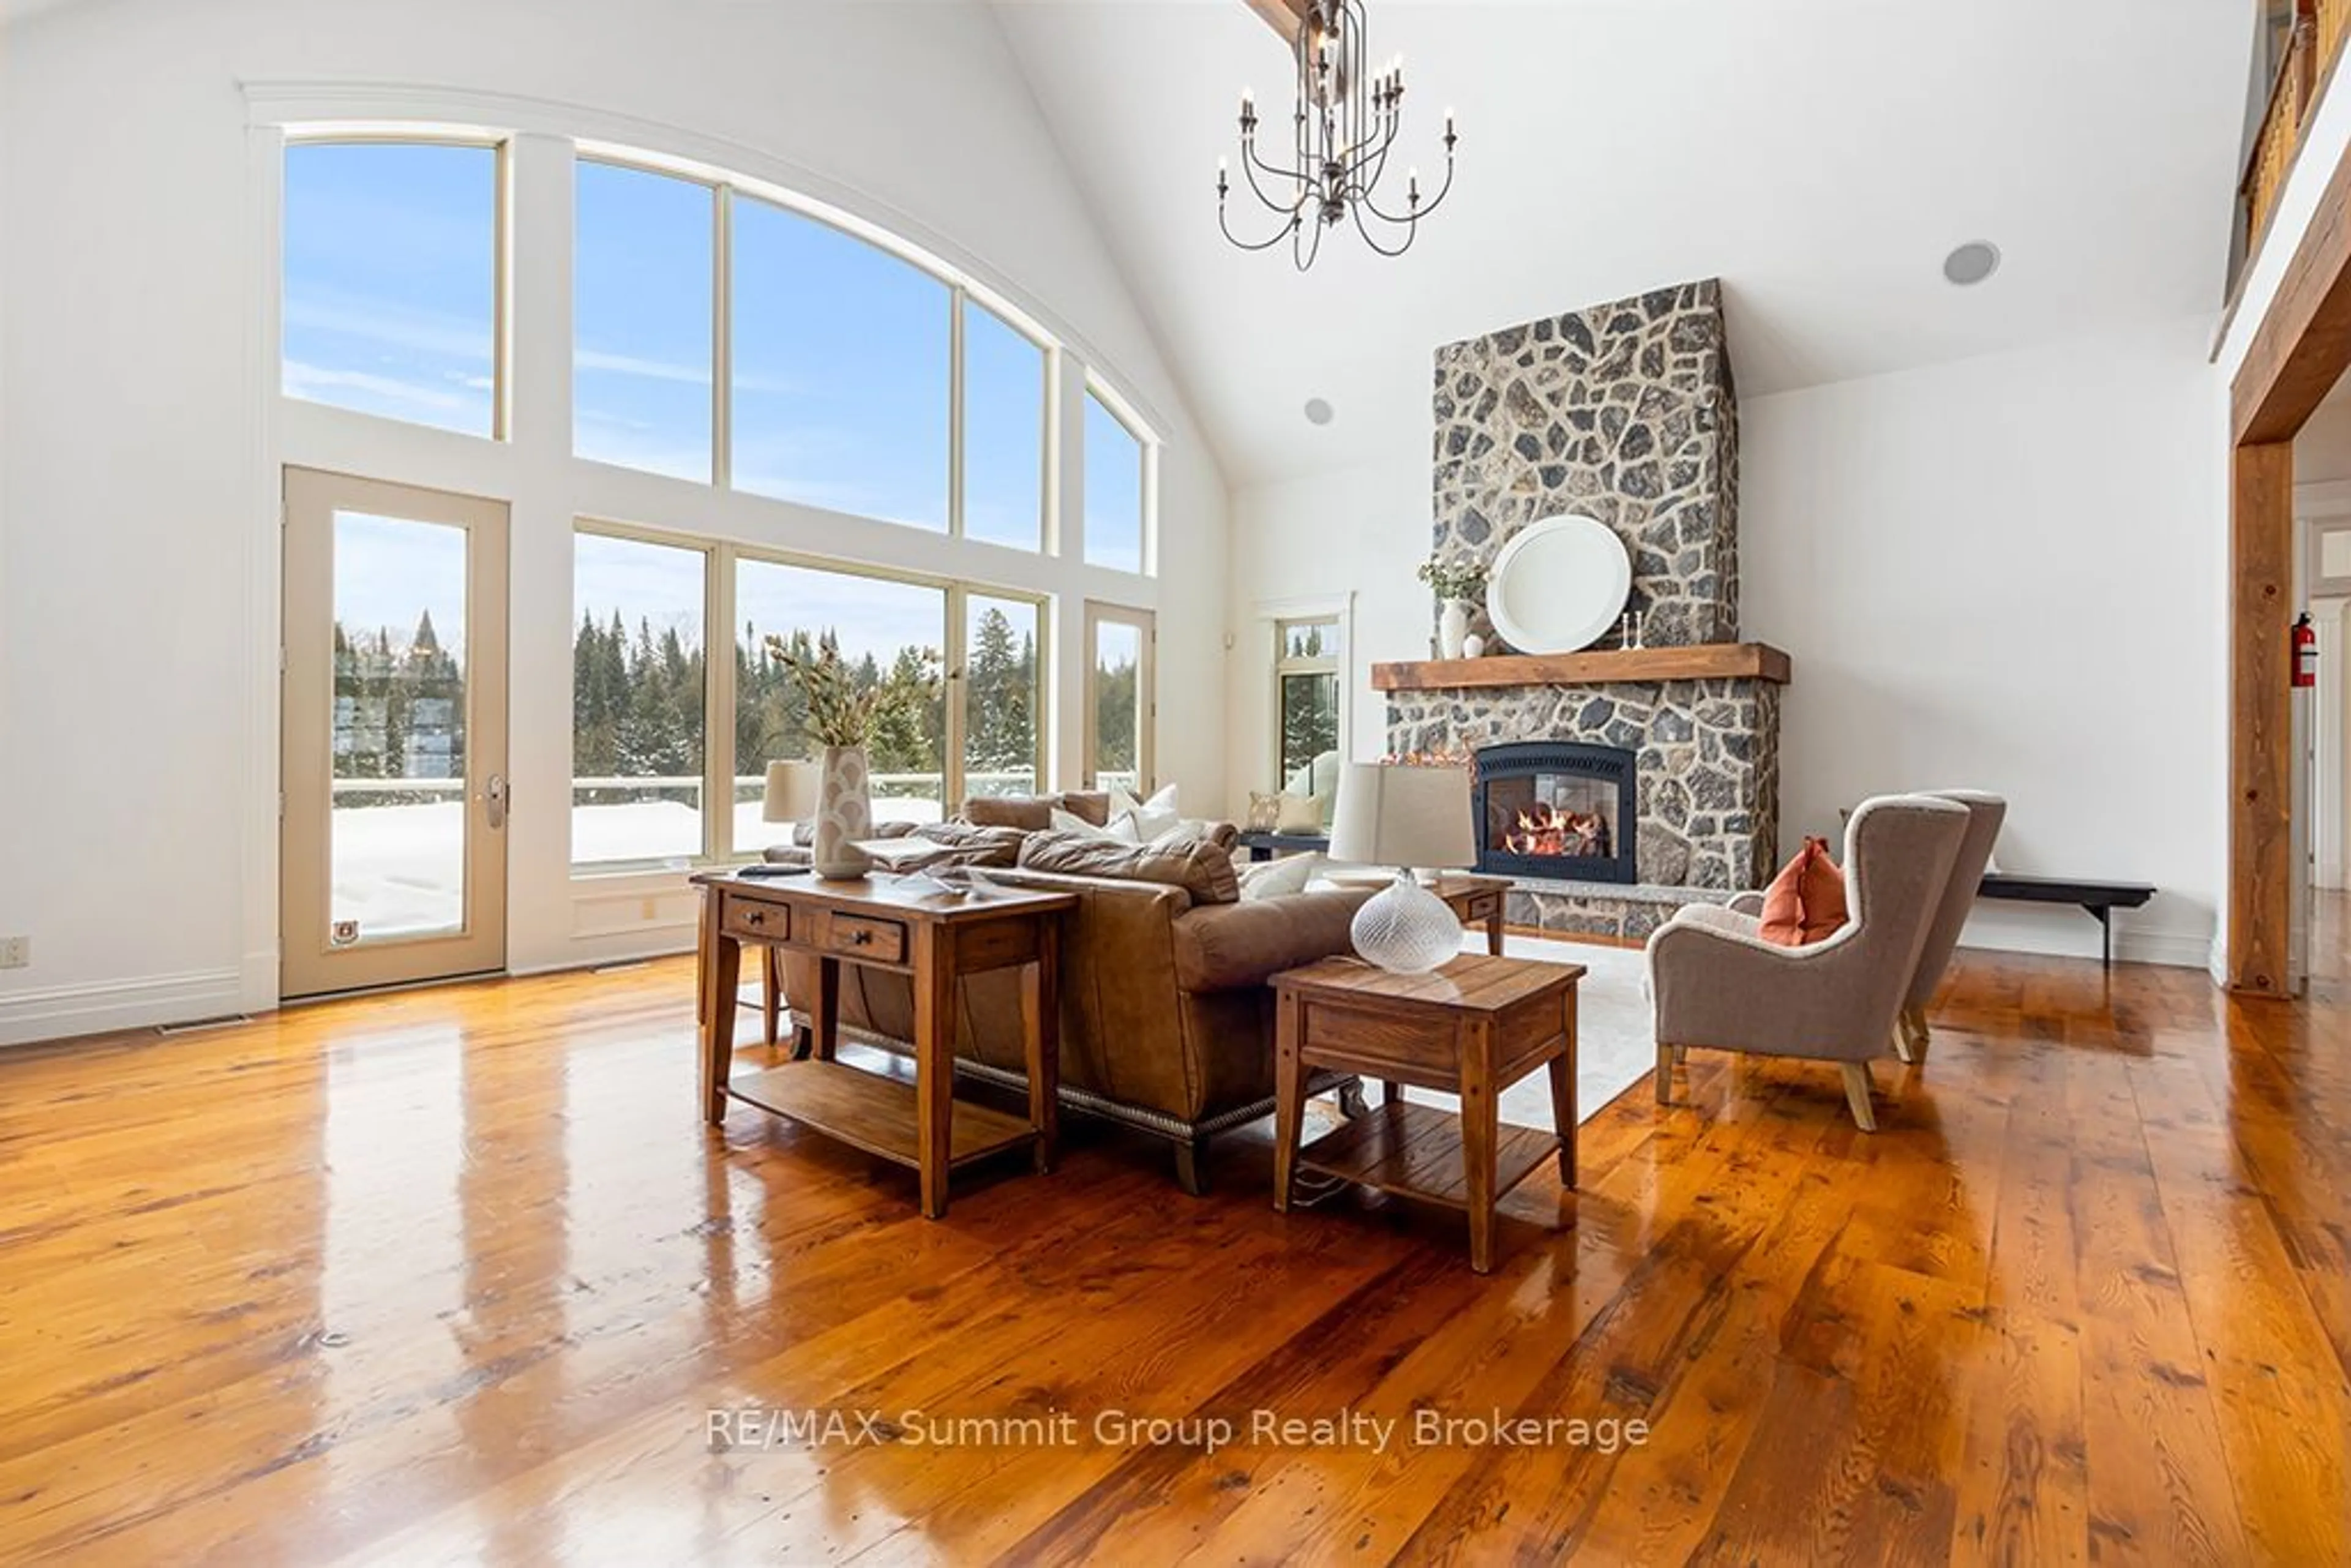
[1243,0,1308,45]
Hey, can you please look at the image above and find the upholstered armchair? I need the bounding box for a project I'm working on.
[1891,791,2005,1062]
[1646,795,1970,1130]
[1720,790,2007,1064]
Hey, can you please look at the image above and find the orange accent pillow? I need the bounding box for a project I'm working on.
[1758,836,1848,947]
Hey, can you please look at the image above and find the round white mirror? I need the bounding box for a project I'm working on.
[1483,515,1633,655]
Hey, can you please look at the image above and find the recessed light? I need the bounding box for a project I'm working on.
[1943,241,2001,287]
[1304,397,1335,426]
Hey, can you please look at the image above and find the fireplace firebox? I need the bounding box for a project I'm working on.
[1473,742,1639,883]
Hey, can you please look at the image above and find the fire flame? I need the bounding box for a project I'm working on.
[1504,802,1610,860]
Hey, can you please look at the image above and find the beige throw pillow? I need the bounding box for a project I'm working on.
[1273,792,1324,835]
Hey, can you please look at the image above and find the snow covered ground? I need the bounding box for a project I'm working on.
[328,795,950,941]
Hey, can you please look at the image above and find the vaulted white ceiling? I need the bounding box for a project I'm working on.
[991,0,2257,486]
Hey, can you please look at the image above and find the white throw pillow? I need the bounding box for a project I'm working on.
[1239,853,1321,901]
[1110,782,1181,842]
[1050,807,1139,842]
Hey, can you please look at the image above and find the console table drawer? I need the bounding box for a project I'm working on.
[1461,891,1502,923]
[722,900,790,943]
[823,912,907,964]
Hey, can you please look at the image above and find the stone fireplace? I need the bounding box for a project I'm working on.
[1379,279,1787,940]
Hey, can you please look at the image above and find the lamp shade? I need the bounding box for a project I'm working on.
[762,759,822,823]
[1328,762,1475,870]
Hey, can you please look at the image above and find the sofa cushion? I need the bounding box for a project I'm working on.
[962,795,1054,831]
[1018,829,1240,906]
[959,790,1114,831]
[1171,888,1373,991]
[1058,790,1113,827]
[1759,836,1848,946]
[911,820,1026,866]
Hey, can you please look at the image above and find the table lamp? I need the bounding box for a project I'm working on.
[1328,761,1477,973]
[763,759,820,845]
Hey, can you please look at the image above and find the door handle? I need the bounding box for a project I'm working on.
[484,773,509,830]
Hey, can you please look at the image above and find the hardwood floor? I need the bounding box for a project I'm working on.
[0,948,2342,1564]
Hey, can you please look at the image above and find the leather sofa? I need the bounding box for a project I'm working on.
[776,798,1370,1191]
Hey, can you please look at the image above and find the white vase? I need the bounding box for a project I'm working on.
[1351,870,1464,973]
[812,744,876,880]
[1438,599,1473,661]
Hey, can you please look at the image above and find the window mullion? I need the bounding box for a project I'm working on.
[944,586,968,812]
[948,287,967,538]
[713,185,734,491]
[708,542,736,860]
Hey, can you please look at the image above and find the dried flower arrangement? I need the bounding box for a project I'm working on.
[763,631,941,748]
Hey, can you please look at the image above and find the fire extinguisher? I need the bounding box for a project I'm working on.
[2294,612,2319,689]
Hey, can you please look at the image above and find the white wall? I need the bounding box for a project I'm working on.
[1229,313,2226,968]
[0,0,1232,1043]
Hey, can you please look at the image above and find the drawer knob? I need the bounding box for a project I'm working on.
[743,910,765,926]
[848,929,871,945]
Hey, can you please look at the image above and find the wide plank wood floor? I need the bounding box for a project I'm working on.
[1,945,2344,1564]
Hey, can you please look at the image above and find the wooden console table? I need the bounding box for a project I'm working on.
[693,869,1075,1218]
[1272,954,1581,1273]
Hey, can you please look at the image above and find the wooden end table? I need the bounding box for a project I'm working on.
[1427,873,1510,956]
[1272,953,1581,1273]
[694,869,1074,1219]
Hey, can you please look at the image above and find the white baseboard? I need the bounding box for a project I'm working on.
[0,968,248,1048]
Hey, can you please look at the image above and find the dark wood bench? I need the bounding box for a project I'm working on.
[1235,830,1332,862]
[1977,874,2155,970]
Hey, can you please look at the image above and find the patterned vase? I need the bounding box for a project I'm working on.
[812,745,876,880]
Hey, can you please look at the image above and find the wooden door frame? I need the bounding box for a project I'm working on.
[2230,129,2351,993]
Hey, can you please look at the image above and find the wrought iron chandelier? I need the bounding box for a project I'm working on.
[1217,0,1457,269]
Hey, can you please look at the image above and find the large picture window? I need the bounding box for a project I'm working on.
[962,302,1047,550]
[737,558,948,831]
[962,595,1044,799]
[1084,388,1148,574]
[733,197,950,528]
[574,160,714,481]
[283,140,501,437]
[571,531,709,867]
[571,525,1046,869]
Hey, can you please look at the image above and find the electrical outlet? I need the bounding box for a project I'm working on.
[0,936,26,970]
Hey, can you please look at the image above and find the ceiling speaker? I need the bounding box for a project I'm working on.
[1943,241,2001,287]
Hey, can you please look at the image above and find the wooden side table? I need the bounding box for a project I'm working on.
[1271,954,1581,1273]
[694,870,1075,1219]
[1427,873,1510,956]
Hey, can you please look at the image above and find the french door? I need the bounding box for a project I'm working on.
[280,468,510,999]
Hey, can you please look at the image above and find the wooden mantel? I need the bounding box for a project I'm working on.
[1371,642,1792,692]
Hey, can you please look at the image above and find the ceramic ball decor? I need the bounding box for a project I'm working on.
[1462,633,1487,659]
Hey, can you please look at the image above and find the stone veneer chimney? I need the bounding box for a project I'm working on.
[1389,280,1782,934]
[1431,279,1739,648]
